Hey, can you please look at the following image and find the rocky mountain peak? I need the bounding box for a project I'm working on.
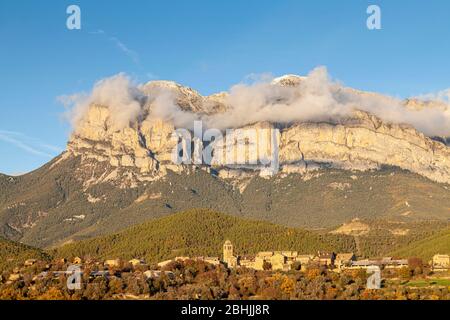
[271,74,307,86]
[65,72,450,186]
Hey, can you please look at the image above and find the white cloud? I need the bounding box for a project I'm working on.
[0,130,62,158]
[415,88,450,104]
[109,36,139,64]
[89,29,139,64]
[62,67,450,137]
[60,73,143,132]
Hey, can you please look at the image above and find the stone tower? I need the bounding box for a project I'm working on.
[223,240,233,264]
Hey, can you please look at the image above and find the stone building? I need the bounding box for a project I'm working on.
[335,253,356,270]
[128,258,145,266]
[432,254,450,270]
[346,258,408,270]
[270,253,289,271]
[202,257,221,266]
[24,259,37,267]
[315,252,336,267]
[104,259,121,267]
[223,240,238,268]
[221,241,318,271]
[157,259,174,268]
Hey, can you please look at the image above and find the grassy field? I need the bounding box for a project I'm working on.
[404,278,450,288]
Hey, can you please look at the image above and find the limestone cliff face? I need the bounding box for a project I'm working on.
[67,76,450,185]
[279,114,450,184]
[68,108,173,174]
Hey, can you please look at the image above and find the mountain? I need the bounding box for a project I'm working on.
[2,154,450,249]
[67,73,450,185]
[2,73,450,248]
[390,228,450,261]
[53,209,356,263]
[0,237,50,271]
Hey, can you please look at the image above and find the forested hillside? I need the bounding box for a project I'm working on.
[0,237,50,271]
[390,228,450,261]
[54,209,356,263]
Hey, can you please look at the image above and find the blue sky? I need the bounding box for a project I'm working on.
[1,0,450,175]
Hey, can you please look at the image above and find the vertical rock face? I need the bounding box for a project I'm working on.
[279,117,450,184]
[210,122,279,167]
[68,103,176,173]
[66,76,450,185]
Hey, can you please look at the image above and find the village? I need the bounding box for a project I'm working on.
[3,240,450,287]
[2,239,450,300]
[157,240,450,273]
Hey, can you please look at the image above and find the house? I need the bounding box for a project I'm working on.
[346,258,408,270]
[348,259,379,269]
[432,254,450,270]
[156,256,221,269]
[335,253,356,270]
[316,252,336,266]
[180,256,221,265]
[270,253,288,271]
[8,273,21,281]
[226,256,238,268]
[128,258,145,266]
[279,251,298,260]
[144,270,175,280]
[73,257,83,265]
[384,259,408,269]
[104,259,121,267]
[202,257,220,266]
[174,256,191,262]
[90,271,109,277]
[24,259,37,266]
[256,252,274,259]
[296,254,314,267]
[157,259,174,268]
[239,255,276,271]
[239,255,257,268]
[222,241,341,271]
[144,270,161,278]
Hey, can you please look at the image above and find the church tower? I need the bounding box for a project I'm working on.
[223,240,233,264]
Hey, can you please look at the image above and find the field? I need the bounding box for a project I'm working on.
[403,278,450,288]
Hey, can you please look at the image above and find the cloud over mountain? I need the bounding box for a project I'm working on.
[61,67,450,136]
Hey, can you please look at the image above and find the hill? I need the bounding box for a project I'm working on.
[340,219,448,258]
[390,228,450,261]
[53,209,356,263]
[0,237,50,271]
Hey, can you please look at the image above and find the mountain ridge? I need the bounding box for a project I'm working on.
[1,152,450,249]
[66,72,450,186]
[2,71,450,249]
